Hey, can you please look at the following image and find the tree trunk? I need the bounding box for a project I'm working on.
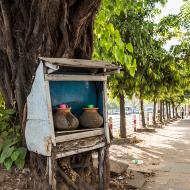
[172,103,175,118]
[160,101,163,123]
[140,98,146,128]
[166,101,170,120]
[120,94,126,138]
[175,107,178,118]
[0,0,102,189]
[169,102,171,119]
[0,0,101,120]
[153,100,157,125]
[163,101,165,120]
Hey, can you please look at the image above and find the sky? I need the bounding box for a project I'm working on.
[155,0,184,50]
[155,0,184,23]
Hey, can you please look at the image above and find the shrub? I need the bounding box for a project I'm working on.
[0,96,27,170]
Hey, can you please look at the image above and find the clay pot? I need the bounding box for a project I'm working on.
[79,108,103,128]
[53,108,79,130]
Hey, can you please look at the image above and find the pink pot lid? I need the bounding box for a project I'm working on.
[59,104,68,109]
[57,107,71,110]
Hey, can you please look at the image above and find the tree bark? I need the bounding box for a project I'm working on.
[140,98,146,128]
[163,101,165,120]
[166,101,169,121]
[175,107,178,118]
[168,102,171,119]
[119,94,126,138]
[0,0,101,121]
[153,99,157,125]
[159,101,163,123]
[0,0,102,189]
[172,102,175,118]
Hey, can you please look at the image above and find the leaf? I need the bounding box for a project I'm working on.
[107,23,115,33]
[11,150,20,161]
[4,158,13,170]
[128,55,132,64]
[4,109,15,115]
[1,139,18,149]
[0,146,14,163]
[129,66,136,77]
[113,46,123,62]
[126,43,133,53]
[17,147,27,159]
[133,59,137,67]
[15,158,25,169]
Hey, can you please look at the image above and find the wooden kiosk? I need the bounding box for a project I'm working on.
[25,58,120,189]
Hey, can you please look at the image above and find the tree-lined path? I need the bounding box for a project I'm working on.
[142,118,190,190]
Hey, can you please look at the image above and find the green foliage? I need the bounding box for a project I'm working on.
[93,0,136,77]
[154,2,190,105]
[180,0,190,30]
[94,0,190,114]
[0,97,27,170]
[94,0,168,102]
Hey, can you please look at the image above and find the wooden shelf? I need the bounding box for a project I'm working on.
[56,142,105,158]
[55,128,103,136]
[55,128,104,143]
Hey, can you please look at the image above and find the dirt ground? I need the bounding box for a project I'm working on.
[1,118,190,190]
[111,118,190,190]
[0,166,33,190]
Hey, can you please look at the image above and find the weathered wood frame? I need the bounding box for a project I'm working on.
[44,74,110,148]
[25,58,119,189]
[44,68,110,190]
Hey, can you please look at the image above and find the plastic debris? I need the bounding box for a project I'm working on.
[131,160,144,165]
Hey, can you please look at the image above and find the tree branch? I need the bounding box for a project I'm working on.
[0,0,16,80]
[69,0,101,49]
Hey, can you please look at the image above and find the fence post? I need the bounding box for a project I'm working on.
[133,114,137,132]
[108,117,113,140]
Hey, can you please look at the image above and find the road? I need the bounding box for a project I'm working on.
[142,118,190,190]
[108,113,153,136]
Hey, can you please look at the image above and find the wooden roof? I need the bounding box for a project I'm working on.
[39,57,120,71]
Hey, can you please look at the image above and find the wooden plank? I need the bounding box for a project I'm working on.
[55,135,104,153]
[45,74,107,81]
[55,128,104,143]
[56,128,102,135]
[44,81,56,146]
[56,142,105,158]
[98,147,105,190]
[45,62,59,71]
[97,69,120,76]
[103,81,110,144]
[40,57,118,70]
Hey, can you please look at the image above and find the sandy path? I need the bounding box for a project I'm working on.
[110,118,190,190]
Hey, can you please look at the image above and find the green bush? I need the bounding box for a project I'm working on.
[0,97,27,170]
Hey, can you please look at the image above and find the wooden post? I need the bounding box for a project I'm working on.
[44,81,56,146]
[98,147,105,190]
[103,147,110,190]
[133,114,137,132]
[103,79,110,144]
[48,156,56,190]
